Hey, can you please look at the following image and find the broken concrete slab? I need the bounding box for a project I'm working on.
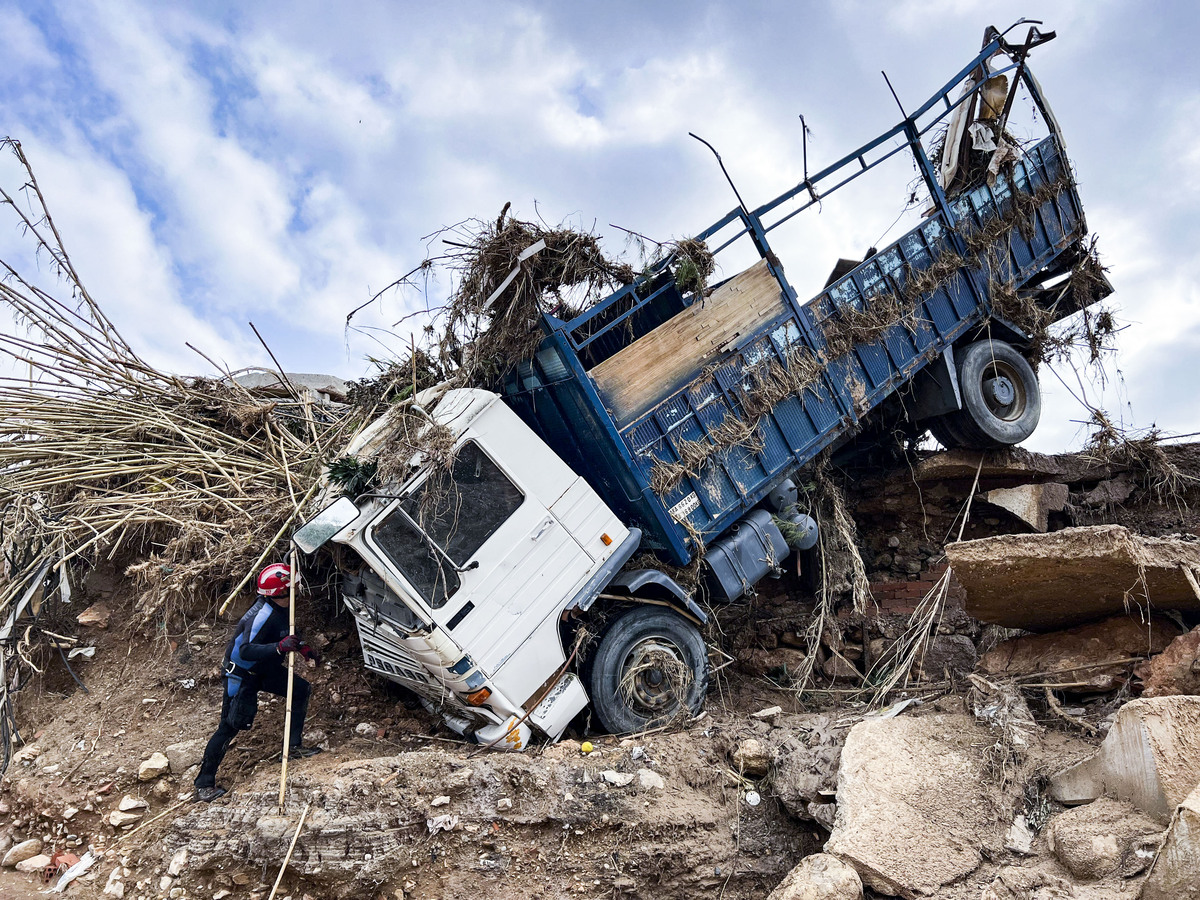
[947,525,1200,631]
[1142,782,1200,899]
[824,714,999,899]
[978,615,1182,691]
[984,482,1068,532]
[1135,626,1200,697]
[1050,697,1200,821]
[232,371,349,402]
[913,446,1080,483]
[767,853,863,900]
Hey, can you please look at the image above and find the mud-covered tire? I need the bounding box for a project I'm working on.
[587,607,709,734]
[952,340,1041,447]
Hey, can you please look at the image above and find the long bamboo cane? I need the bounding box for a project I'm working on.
[278,545,297,810]
[267,801,310,900]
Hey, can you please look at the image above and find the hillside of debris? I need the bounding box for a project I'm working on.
[3,440,1200,899]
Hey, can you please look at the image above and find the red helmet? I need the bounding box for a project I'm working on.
[256,563,292,597]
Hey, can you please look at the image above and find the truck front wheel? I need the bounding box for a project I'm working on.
[932,340,1041,449]
[587,607,709,734]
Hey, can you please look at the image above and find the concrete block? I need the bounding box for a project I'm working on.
[1050,696,1200,821]
[985,482,1068,532]
[947,525,1200,631]
[1142,782,1200,899]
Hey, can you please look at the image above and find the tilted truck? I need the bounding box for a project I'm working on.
[295,24,1111,748]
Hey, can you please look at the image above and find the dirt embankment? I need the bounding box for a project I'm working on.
[3,443,1200,899]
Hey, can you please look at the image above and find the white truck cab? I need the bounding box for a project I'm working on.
[296,388,707,748]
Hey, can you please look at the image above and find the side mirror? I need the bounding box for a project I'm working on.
[293,497,360,554]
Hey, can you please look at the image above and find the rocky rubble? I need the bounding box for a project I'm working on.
[3,445,1200,898]
[824,714,1001,898]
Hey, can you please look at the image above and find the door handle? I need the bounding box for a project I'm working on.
[531,517,555,541]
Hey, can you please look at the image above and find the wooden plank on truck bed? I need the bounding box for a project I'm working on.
[589,259,786,426]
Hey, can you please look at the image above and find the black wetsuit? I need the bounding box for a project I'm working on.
[195,597,310,789]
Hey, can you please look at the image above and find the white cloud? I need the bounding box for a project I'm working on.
[0,0,1195,453]
[0,133,252,375]
[0,6,58,70]
[241,33,395,148]
[57,1,300,309]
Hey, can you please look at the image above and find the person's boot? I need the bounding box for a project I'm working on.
[290,746,323,759]
[193,785,228,803]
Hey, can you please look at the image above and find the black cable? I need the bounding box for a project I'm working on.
[55,643,89,695]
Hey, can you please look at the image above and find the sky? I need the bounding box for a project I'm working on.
[0,0,1197,453]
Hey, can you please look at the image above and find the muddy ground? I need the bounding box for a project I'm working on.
[3,443,1199,899]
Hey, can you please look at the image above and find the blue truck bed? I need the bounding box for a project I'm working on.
[503,31,1107,566]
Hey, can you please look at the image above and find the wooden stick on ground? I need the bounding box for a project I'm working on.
[279,546,298,810]
[267,801,310,900]
[111,794,194,846]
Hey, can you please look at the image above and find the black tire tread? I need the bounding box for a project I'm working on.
[586,606,709,735]
[952,340,1041,449]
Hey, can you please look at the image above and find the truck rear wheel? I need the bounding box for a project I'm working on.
[587,607,709,734]
[931,340,1040,449]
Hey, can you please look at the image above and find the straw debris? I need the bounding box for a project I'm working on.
[433,209,634,389]
[0,138,352,632]
[668,237,715,298]
[648,344,821,496]
[1080,412,1194,506]
[819,172,1073,362]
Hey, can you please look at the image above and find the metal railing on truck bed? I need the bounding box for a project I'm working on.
[504,25,1108,566]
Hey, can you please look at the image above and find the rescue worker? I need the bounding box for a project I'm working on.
[194,562,322,802]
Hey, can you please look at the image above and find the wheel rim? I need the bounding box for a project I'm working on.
[979,358,1027,422]
[618,637,692,716]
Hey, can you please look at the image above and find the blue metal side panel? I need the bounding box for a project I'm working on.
[605,136,1088,548]
[505,134,1092,563]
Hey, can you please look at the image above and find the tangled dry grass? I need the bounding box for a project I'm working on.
[1080,411,1195,507]
[0,139,353,630]
[430,208,635,389]
[819,172,1077,364]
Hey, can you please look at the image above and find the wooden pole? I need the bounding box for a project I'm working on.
[278,546,297,809]
[267,801,310,900]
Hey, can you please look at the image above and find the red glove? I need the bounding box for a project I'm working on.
[277,635,302,655]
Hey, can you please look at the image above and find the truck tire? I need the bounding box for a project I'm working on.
[933,340,1040,449]
[926,413,969,450]
[587,607,709,734]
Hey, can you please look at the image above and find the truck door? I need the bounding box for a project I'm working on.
[369,441,592,687]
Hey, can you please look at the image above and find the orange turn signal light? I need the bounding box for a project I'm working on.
[466,687,492,706]
[601,533,613,546]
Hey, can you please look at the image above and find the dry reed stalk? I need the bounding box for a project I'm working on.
[861,454,985,706]
[0,139,354,634]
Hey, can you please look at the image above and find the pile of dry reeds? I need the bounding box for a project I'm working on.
[1080,411,1194,506]
[0,139,351,631]
[433,208,635,388]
